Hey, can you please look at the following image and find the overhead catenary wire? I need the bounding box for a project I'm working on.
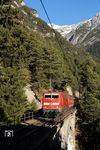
[39,0,67,90]
[39,0,65,52]
[39,0,53,28]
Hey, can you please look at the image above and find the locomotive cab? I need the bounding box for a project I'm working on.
[42,92,62,114]
[42,91,74,116]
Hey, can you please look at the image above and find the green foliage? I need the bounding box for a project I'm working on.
[22,5,37,17]
[87,41,100,58]
[0,67,28,124]
[0,0,13,5]
[0,5,81,124]
[77,56,100,149]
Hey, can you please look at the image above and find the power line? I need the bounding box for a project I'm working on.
[39,0,65,52]
[39,0,66,91]
[39,0,53,28]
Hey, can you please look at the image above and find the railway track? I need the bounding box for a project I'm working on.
[54,108,76,124]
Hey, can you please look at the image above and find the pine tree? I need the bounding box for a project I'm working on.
[0,0,13,5]
[78,57,100,149]
[0,67,28,124]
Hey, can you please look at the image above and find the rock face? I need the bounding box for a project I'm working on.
[24,84,36,103]
[53,12,100,45]
[66,86,73,96]
[52,111,76,150]
[24,84,41,109]
[11,0,39,17]
[53,12,100,58]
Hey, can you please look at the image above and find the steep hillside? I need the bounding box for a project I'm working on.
[0,0,85,123]
[0,0,88,91]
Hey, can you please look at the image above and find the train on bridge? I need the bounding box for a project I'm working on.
[42,91,74,115]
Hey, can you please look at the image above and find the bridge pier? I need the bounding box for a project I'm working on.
[52,110,76,150]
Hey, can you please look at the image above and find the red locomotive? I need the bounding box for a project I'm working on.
[42,91,74,114]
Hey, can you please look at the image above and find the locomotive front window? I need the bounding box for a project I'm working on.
[52,95,59,99]
[44,94,59,99]
[45,95,51,99]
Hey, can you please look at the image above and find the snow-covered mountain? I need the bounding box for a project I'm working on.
[53,12,100,58]
[53,12,100,45]
[52,23,79,37]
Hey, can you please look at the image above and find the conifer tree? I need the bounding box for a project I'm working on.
[0,67,28,124]
[78,57,100,149]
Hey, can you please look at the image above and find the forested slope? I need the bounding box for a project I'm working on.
[0,0,83,123]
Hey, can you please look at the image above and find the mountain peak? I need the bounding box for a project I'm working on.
[53,12,100,45]
[96,12,100,17]
[91,12,100,27]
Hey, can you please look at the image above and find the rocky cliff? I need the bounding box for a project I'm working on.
[52,111,76,150]
[53,12,100,58]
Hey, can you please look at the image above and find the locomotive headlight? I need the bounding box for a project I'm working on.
[43,103,50,105]
[52,103,59,105]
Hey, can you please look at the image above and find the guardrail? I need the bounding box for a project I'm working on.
[21,112,34,122]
